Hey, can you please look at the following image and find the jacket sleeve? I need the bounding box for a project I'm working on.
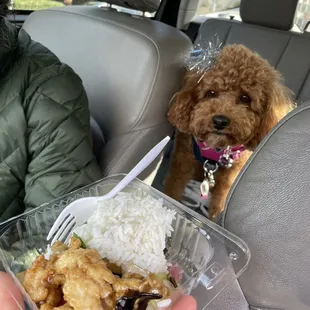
[24,71,102,208]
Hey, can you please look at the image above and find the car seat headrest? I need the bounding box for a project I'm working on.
[240,0,299,31]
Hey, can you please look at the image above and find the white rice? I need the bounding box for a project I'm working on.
[73,191,176,273]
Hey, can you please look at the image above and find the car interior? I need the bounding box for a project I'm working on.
[5,0,310,308]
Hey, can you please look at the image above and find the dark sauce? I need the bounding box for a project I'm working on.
[169,276,178,288]
[115,292,162,310]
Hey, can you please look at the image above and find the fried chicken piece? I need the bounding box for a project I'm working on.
[56,245,116,308]
[50,274,66,286]
[54,303,74,310]
[140,277,170,298]
[69,236,82,249]
[85,261,116,286]
[46,286,63,306]
[114,278,144,292]
[101,295,116,310]
[23,238,171,310]
[23,255,52,302]
[40,304,54,310]
[41,303,74,310]
[51,241,68,254]
[53,248,102,274]
[62,269,104,310]
[104,259,122,275]
[113,278,144,299]
[113,277,169,299]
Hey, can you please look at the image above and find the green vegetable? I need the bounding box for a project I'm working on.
[154,272,169,281]
[72,233,87,249]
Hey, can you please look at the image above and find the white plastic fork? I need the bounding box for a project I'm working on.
[47,136,170,245]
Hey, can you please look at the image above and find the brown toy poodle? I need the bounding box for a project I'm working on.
[164,44,295,220]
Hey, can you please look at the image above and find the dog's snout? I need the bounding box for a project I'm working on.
[212,115,230,130]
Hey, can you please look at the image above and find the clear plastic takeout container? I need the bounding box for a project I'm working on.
[0,174,250,310]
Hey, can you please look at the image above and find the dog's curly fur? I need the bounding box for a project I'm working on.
[164,44,295,220]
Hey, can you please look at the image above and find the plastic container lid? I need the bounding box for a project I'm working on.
[0,174,250,310]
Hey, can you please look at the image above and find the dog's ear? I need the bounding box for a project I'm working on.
[167,72,200,133]
[247,79,295,149]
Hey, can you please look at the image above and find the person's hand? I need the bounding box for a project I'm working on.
[156,289,197,310]
[0,271,196,310]
[171,295,197,310]
[0,272,24,310]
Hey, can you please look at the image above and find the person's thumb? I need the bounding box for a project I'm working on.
[172,295,197,310]
[0,271,24,310]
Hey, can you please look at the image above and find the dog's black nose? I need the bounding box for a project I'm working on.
[212,115,230,130]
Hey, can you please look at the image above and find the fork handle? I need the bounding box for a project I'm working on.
[104,136,170,199]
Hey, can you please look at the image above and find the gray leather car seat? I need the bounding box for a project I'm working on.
[196,0,310,103]
[207,103,310,310]
[22,5,192,180]
[190,1,310,309]
[105,0,160,13]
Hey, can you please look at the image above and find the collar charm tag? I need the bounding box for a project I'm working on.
[200,179,210,199]
[200,160,218,200]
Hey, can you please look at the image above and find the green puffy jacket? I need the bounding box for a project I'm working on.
[0,19,102,223]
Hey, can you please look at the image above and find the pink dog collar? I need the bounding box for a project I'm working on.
[195,138,245,163]
[193,138,246,202]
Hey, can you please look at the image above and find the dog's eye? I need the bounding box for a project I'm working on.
[240,94,252,104]
[206,90,217,98]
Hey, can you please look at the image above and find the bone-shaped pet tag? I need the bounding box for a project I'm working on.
[200,179,210,200]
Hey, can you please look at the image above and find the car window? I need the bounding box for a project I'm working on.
[197,0,240,16]
[195,0,310,33]
[295,0,310,31]
[11,0,154,16]
[12,0,66,10]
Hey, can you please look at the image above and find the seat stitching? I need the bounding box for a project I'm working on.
[103,129,146,175]
[274,36,291,69]
[223,23,233,45]
[296,68,310,100]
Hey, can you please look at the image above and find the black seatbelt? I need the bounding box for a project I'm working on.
[185,22,201,42]
[155,0,201,42]
[154,0,182,27]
